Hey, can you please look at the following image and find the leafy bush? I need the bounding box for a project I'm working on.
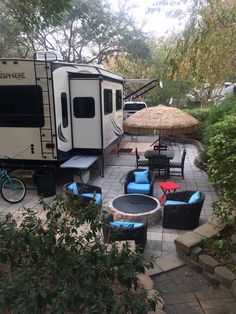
[0,195,156,313]
[184,107,210,140]
[203,96,236,144]
[184,107,210,123]
[207,96,236,125]
[207,116,236,225]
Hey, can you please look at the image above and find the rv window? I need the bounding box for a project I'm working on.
[104,89,113,114]
[73,97,95,118]
[0,85,44,127]
[61,92,68,127]
[116,90,122,110]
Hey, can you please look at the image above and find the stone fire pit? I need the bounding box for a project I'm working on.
[109,194,161,227]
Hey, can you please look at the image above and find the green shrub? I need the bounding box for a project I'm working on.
[207,116,236,225]
[184,107,210,140]
[0,195,157,313]
[207,96,236,125]
[184,107,210,123]
[203,96,236,144]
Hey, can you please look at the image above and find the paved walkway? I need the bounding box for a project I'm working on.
[153,265,236,313]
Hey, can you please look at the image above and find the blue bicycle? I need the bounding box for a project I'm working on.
[0,168,26,203]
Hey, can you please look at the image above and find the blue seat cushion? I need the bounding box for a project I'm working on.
[165,200,187,205]
[67,184,102,205]
[188,191,201,204]
[109,221,144,229]
[134,170,150,184]
[81,193,102,205]
[68,182,78,195]
[127,182,150,195]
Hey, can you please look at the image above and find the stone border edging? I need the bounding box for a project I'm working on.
[174,220,236,297]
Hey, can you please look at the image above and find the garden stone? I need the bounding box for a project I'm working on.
[175,232,205,254]
[203,271,220,286]
[190,246,202,261]
[214,266,236,289]
[199,254,219,274]
[137,273,153,291]
[194,223,221,239]
[187,259,203,273]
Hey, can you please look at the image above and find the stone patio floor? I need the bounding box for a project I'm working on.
[1,135,235,313]
[0,134,217,258]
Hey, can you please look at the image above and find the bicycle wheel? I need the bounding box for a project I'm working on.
[1,177,26,203]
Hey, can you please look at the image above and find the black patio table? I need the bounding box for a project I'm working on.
[144,149,175,160]
[144,149,175,177]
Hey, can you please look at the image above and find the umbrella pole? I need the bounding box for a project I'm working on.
[150,135,161,147]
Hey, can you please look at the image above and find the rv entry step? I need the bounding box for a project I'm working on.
[60,155,101,182]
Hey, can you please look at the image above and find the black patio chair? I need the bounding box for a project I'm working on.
[63,182,102,207]
[162,190,205,230]
[135,147,149,169]
[124,169,154,196]
[102,214,147,252]
[149,155,170,178]
[169,149,186,179]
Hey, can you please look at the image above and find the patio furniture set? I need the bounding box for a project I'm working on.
[63,149,205,252]
[136,144,186,180]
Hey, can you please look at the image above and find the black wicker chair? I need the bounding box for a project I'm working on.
[162,190,205,230]
[63,182,102,207]
[135,147,149,169]
[124,169,155,196]
[103,215,147,252]
[169,149,186,179]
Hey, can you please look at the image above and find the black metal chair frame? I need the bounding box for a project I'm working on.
[148,155,170,179]
[162,190,205,230]
[153,144,168,152]
[63,182,102,207]
[124,169,155,196]
[103,214,147,252]
[135,147,149,169]
[169,149,186,179]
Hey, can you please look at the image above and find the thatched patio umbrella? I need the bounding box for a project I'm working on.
[123,104,199,136]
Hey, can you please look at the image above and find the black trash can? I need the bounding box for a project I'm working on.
[34,170,56,197]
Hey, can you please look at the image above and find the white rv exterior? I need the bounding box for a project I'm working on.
[0,58,124,170]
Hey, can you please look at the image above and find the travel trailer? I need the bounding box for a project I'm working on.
[0,54,124,175]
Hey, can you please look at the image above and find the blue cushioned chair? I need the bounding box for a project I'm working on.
[103,215,147,252]
[63,182,102,206]
[124,169,154,196]
[163,190,205,230]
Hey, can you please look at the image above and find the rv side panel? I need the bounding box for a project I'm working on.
[101,80,123,149]
[0,59,57,161]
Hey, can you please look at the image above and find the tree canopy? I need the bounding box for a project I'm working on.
[0,0,150,63]
[161,0,236,103]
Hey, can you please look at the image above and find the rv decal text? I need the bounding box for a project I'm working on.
[0,72,25,79]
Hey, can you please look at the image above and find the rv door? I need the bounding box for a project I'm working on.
[70,79,102,150]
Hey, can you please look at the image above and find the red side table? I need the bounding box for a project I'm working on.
[158,181,182,204]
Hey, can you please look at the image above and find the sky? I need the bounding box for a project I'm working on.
[109,0,189,37]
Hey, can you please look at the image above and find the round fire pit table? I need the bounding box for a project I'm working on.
[110,194,161,226]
